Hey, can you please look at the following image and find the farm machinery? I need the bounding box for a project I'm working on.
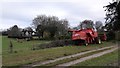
[69,20,107,46]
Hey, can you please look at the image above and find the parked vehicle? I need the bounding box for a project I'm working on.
[69,20,107,45]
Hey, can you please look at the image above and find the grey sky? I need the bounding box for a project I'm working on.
[0,0,112,30]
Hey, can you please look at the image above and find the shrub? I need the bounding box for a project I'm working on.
[115,32,120,41]
[33,39,73,50]
[106,31,115,40]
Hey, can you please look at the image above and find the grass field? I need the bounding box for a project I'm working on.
[2,36,117,66]
[2,36,51,54]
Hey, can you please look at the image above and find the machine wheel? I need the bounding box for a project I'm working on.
[95,37,101,44]
[84,41,88,46]
[74,40,79,45]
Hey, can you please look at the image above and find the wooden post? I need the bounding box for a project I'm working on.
[9,41,13,53]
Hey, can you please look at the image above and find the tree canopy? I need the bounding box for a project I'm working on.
[76,20,94,30]
[104,1,120,31]
[8,25,21,38]
[32,15,69,39]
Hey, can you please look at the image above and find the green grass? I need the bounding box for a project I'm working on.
[73,50,118,66]
[0,36,2,54]
[2,36,116,66]
[44,47,113,66]
[2,36,51,54]
[0,35,2,67]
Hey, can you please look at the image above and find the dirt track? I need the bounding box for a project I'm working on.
[57,47,118,66]
[24,45,117,67]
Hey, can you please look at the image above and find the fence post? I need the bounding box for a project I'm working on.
[9,41,13,53]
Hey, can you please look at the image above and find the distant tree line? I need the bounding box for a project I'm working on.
[2,19,105,40]
[2,25,34,41]
[2,15,70,40]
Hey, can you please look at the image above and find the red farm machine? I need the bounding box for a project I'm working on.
[69,20,107,46]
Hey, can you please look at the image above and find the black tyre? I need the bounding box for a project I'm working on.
[95,37,101,44]
[84,41,88,46]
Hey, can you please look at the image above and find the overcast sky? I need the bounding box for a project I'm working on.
[0,0,112,30]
